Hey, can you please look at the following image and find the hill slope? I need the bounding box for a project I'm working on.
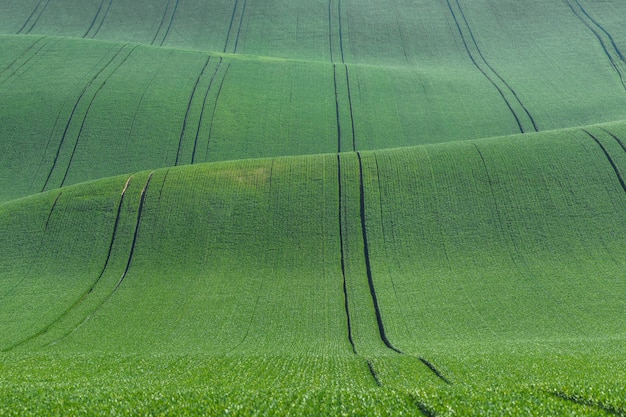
[1,129,625,414]
[0,0,625,415]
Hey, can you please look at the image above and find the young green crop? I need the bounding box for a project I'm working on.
[1,0,626,415]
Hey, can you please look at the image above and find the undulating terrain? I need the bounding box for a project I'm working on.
[0,0,624,415]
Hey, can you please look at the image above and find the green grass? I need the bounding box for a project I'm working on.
[0,0,625,415]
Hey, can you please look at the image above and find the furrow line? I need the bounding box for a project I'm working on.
[124,51,172,146]
[43,192,63,232]
[192,57,223,164]
[59,45,138,187]
[90,0,114,39]
[93,175,134,293]
[233,0,247,53]
[564,0,626,90]
[0,190,63,303]
[454,0,538,131]
[224,0,240,52]
[41,45,129,192]
[345,65,356,151]
[472,142,523,268]
[366,360,382,386]
[83,0,107,38]
[159,0,180,47]
[418,357,452,384]
[583,129,626,193]
[204,63,230,160]
[333,64,342,153]
[327,0,335,62]
[16,0,50,34]
[574,0,624,61]
[114,172,155,291]
[444,0,525,133]
[175,55,212,166]
[548,391,625,416]
[408,394,439,417]
[44,175,140,347]
[338,154,357,354]
[600,127,626,154]
[0,36,49,88]
[356,152,402,354]
[1,177,133,351]
[337,0,346,63]
[151,0,173,45]
[224,0,243,53]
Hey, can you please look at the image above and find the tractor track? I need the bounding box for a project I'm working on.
[192,57,223,163]
[445,0,536,133]
[583,129,626,193]
[16,0,51,34]
[204,63,230,160]
[337,154,356,354]
[0,36,48,88]
[58,45,139,188]
[564,0,626,91]
[83,0,113,38]
[175,55,213,166]
[41,44,129,192]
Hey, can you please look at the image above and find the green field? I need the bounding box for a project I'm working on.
[0,0,625,415]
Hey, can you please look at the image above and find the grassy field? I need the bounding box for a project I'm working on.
[0,0,625,415]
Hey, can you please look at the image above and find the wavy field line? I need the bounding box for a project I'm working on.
[204,63,231,160]
[444,0,536,133]
[47,173,153,347]
[83,0,113,39]
[151,0,179,46]
[192,57,224,164]
[564,0,626,91]
[41,45,129,192]
[175,55,213,166]
[224,0,247,53]
[16,0,51,34]
[337,155,356,354]
[59,45,139,187]
[356,152,401,354]
[1,176,132,351]
[0,36,49,88]
[583,129,626,193]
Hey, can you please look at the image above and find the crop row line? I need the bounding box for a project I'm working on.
[60,45,140,187]
[49,172,154,348]
[83,0,113,39]
[340,153,452,385]
[445,0,537,133]
[152,0,180,47]
[203,63,230,161]
[42,44,137,191]
[1,175,136,351]
[583,129,626,193]
[600,127,626,154]
[337,155,356,354]
[175,56,213,166]
[329,0,356,152]
[16,0,50,34]
[356,152,402,354]
[0,36,49,89]
[549,391,625,416]
[115,172,154,290]
[0,190,63,306]
[224,0,247,53]
[175,56,229,165]
[564,0,626,91]
[192,57,224,163]
[92,175,134,296]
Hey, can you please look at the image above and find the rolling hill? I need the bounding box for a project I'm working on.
[0,0,624,415]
